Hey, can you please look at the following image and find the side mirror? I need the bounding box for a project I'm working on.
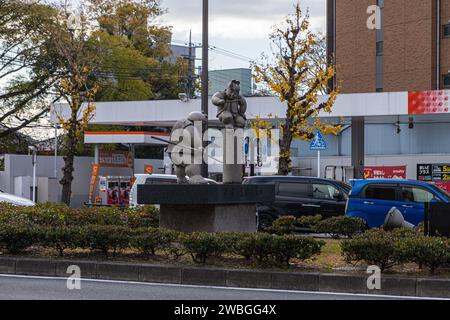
[430,198,439,203]
[333,194,344,201]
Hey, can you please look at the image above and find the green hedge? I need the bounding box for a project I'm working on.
[182,232,227,264]
[266,215,364,239]
[0,202,159,228]
[0,204,326,267]
[313,216,366,239]
[341,228,450,274]
[130,228,179,258]
[235,233,324,266]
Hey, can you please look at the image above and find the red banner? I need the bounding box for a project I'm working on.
[409,90,450,114]
[364,166,407,179]
[88,163,100,203]
[435,182,450,193]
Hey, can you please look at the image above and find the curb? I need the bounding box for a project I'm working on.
[0,257,449,298]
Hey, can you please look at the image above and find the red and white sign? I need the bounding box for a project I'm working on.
[409,90,450,114]
[99,151,133,168]
[364,166,407,179]
[435,182,450,193]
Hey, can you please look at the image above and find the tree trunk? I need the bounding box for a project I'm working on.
[60,154,74,206]
[278,122,293,176]
[60,119,77,206]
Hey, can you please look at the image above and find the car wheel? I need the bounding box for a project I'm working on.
[257,213,274,231]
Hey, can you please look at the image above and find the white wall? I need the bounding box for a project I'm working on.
[0,154,164,207]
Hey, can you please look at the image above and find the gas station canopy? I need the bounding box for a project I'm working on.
[84,131,170,145]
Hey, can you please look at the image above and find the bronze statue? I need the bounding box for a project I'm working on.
[167,111,207,184]
[212,80,247,129]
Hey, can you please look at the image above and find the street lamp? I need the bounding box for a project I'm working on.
[28,146,37,203]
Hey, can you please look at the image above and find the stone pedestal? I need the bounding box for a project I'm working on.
[223,128,244,184]
[160,204,256,233]
[137,184,275,233]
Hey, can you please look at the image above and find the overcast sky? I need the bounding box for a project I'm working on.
[156,0,327,70]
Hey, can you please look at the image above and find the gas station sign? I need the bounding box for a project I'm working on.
[417,164,450,182]
[99,151,133,168]
[417,164,450,192]
[364,166,407,179]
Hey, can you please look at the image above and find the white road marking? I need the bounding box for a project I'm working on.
[0,273,447,300]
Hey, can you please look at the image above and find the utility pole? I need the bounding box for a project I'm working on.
[201,0,209,179]
[187,30,194,99]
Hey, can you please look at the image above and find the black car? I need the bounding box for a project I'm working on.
[243,176,351,228]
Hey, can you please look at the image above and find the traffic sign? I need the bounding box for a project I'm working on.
[310,131,327,151]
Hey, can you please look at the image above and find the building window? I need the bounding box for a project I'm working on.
[376,88,384,92]
[444,24,450,38]
[444,74,450,88]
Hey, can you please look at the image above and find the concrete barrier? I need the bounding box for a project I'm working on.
[271,272,319,291]
[139,265,181,284]
[1,257,450,298]
[182,267,227,286]
[319,274,368,294]
[417,279,450,298]
[15,258,56,276]
[377,277,417,297]
[226,270,271,289]
[97,262,139,281]
[55,260,98,279]
[0,258,15,274]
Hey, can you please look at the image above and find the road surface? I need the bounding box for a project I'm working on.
[0,274,440,300]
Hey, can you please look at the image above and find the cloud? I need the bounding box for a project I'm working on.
[158,0,327,39]
[156,0,327,69]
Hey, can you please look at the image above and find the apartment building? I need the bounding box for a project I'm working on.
[327,0,450,93]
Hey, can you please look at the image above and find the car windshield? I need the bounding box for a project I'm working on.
[336,181,351,193]
[428,184,450,201]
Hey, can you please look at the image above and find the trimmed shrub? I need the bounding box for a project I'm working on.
[36,225,82,257]
[395,234,449,275]
[31,202,71,226]
[272,235,325,266]
[295,215,322,229]
[0,223,36,254]
[235,233,275,264]
[182,232,226,264]
[313,216,366,239]
[341,229,398,271]
[218,232,253,255]
[124,206,160,229]
[80,225,131,257]
[130,228,178,258]
[0,203,31,225]
[266,216,296,235]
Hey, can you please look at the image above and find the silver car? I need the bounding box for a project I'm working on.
[0,189,35,206]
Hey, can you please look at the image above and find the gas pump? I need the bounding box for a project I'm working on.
[96,176,132,206]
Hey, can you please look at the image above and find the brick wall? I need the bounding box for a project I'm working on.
[332,0,446,93]
[441,0,450,88]
[335,0,377,93]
